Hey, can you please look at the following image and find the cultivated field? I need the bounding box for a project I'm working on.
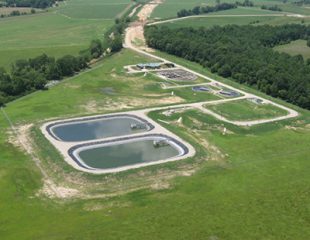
[0,0,131,69]
[57,0,131,19]
[0,7,41,15]
[0,13,112,69]
[151,0,310,19]
[274,39,310,59]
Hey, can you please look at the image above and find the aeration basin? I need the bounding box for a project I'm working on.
[47,114,153,142]
[69,135,188,172]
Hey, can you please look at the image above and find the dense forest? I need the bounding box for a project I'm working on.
[4,0,62,8]
[145,24,310,109]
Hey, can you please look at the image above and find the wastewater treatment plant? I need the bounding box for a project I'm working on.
[0,0,309,239]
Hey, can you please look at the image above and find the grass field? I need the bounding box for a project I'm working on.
[0,13,112,69]
[0,49,309,239]
[0,0,132,70]
[57,0,131,19]
[151,0,310,19]
[274,39,310,59]
[206,99,288,121]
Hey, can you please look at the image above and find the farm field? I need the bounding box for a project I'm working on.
[274,39,310,59]
[0,13,112,69]
[151,0,310,19]
[206,99,288,121]
[57,0,131,19]
[1,47,310,239]
[0,7,41,15]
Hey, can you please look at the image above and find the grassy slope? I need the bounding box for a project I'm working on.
[274,39,310,59]
[207,100,288,121]
[0,48,309,239]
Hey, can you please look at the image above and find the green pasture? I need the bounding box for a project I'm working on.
[206,99,288,121]
[57,0,131,19]
[274,39,310,59]
[151,0,310,19]
[0,13,113,69]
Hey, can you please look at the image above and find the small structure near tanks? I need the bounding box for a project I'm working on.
[247,97,264,104]
[130,123,147,130]
[136,62,161,69]
[219,90,240,97]
[192,86,211,92]
[153,139,169,148]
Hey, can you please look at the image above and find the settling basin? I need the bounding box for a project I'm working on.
[47,114,153,142]
[69,135,188,171]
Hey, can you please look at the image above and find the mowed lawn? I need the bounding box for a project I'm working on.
[274,39,310,59]
[57,0,131,19]
[0,48,309,239]
[206,99,288,121]
[0,13,113,69]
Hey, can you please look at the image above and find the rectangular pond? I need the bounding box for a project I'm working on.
[48,115,152,142]
[70,136,187,171]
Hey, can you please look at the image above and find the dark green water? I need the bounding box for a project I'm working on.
[52,117,148,142]
[78,139,180,169]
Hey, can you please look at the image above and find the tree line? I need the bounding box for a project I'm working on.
[145,24,310,109]
[177,2,237,18]
[0,8,36,18]
[4,0,62,9]
[261,5,282,11]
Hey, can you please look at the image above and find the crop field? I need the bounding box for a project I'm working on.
[206,99,288,121]
[0,7,41,15]
[274,39,310,59]
[0,13,112,69]
[151,0,310,19]
[57,0,131,19]
[1,47,309,239]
